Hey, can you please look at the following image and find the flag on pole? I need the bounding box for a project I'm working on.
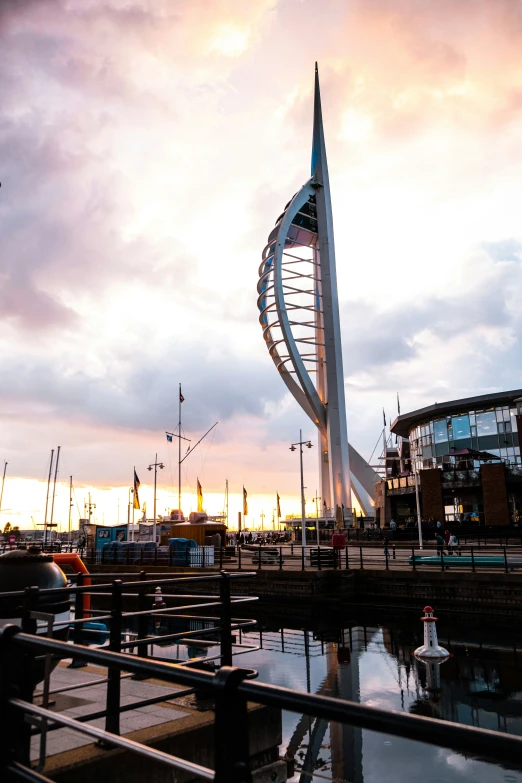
[243,487,248,516]
[179,387,185,403]
[277,493,281,519]
[383,408,386,427]
[166,433,173,443]
[397,392,401,415]
[197,479,203,512]
[133,469,141,510]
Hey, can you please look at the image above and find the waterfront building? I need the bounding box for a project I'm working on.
[257,65,379,518]
[375,389,522,526]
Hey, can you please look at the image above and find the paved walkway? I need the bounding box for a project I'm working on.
[31,662,189,762]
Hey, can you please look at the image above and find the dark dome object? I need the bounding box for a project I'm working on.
[0,547,70,618]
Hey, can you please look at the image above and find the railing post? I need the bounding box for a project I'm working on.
[471,548,475,572]
[238,546,242,571]
[318,547,322,570]
[258,545,262,571]
[213,667,252,783]
[411,546,416,571]
[219,544,223,570]
[104,579,123,737]
[0,625,33,769]
[279,547,283,570]
[301,545,305,571]
[345,545,349,570]
[504,546,509,574]
[136,571,149,664]
[69,573,88,669]
[392,544,396,560]
[440,548,445,572]
[359,546,364,569]
[385,546,389,570]
[219,572,233,667]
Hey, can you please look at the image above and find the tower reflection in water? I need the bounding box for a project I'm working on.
[238,620,522,783]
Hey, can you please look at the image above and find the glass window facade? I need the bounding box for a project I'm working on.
[407,404,520,471]
[476,411,497,436]
[452,414,470,439]
[433,419,447,443]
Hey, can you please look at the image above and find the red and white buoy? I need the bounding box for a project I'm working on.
[153,586,166,608]
[414,606,449,660]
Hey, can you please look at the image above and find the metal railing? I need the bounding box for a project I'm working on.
[74,542,522,574]
[2,626,522,783]
[0,571,258,744]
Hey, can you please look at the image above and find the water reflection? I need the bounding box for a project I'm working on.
[236,621,522,783]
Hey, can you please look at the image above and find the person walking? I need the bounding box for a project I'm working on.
[444,529,451,547]
[390,518,397,541]
[436,533,444,556]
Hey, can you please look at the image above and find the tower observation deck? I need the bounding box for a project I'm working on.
[257,65,378,517]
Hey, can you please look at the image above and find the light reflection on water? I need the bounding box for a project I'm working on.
[142,616,522,783]
[233,626,522,783]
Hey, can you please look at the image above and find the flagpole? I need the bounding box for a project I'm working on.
[127,485,131,543]
[178,383,182,516]
[132,466,136,541]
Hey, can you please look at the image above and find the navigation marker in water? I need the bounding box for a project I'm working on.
[414,606,449,660]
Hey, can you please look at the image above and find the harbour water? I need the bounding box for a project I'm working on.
[147,607,522,783]
[238,623,522,783]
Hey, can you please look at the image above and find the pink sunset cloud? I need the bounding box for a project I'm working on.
[1,0,522,526]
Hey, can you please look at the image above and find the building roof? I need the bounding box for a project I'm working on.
[390,389,522,438]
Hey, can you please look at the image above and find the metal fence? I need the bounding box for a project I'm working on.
[3,624,522,783]
[0,571,258,749]
[75,542,522,574]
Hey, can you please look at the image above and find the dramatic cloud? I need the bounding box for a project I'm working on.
[2,0,522,525]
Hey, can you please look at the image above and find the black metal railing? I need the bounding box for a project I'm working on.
[0,571,258,744]
[2,626,522,783]
[72,542,522,574]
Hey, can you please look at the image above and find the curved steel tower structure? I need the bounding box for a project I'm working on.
[258,65,377,516]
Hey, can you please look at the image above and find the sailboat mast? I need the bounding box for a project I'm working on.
[49,445,61,540]
[68,475,73,545]
[43,449,54,549]
[178,383,182,515]
[0,461,7,517]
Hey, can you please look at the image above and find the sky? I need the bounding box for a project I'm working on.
[2,0,522,530]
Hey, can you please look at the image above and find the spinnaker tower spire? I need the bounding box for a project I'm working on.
[257,65,379,518]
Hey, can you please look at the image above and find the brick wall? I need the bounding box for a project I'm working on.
[419,468,445,522]
[481,462,510,525]
[373,480,391,525]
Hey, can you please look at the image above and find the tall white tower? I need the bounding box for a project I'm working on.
[258,65,378,515]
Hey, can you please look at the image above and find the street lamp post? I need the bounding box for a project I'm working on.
[290,430,312,559]
[127,487,134,542]
[148,454,164,544]
[314,490,321,547]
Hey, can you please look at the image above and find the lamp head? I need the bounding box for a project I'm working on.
[159,464,164,469]
[290,445,296,452]
[148,466,152,471]
[307,442,312,449]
